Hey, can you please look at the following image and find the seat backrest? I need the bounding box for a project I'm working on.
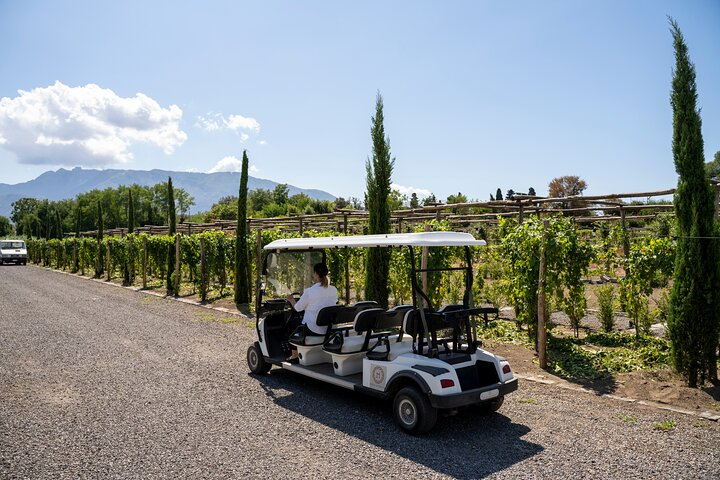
[315,304,344,327]
[375,305,414,331]
[334,301,379,325]
[352,308,386,333]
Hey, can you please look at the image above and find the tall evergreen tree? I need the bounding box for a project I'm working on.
[166,177,177,295]
[55,209,62,239]
[667,19,720,387]
[124,190,135,286]
[409,192,419,209]
[365,92,394,308]
[495,188,503,201]
[128,189,135,234]
[96,201,104,278]
[234,150,251,305]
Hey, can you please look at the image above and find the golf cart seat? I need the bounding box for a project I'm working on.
[324,305,415,375]
[288,305,342,366]
[288,302,380,367]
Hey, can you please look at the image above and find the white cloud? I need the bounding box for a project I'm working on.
[195,112,260,144]
[207,155,259,175]
[391,183,432,198]
[258,140,267,146]
[0,81,187,166]
[195,115,221,132]
[225,114,260,132]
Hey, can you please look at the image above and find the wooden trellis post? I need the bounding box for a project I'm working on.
[142,236,148,289]
[200,236,207,302]
[106,243,111,281]
[537,219,548,369]
[174,234,181,296]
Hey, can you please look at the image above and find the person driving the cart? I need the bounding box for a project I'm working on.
[285,262,338,362]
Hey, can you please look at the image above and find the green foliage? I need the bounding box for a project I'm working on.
[365,91,394,309]
[0,216,11,236]
[619,236,675,337]
[652,419,676,432]
[597,284,616,332]
[499,216,593,341]
[548,332,671,380]
[667,19,720,387]
[234,151,251,305]
[477,320,531,346]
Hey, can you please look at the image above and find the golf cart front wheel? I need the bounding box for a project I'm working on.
[393,386,437,434]
[247,342,271,374]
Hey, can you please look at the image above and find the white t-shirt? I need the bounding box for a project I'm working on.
[294,283,339,335]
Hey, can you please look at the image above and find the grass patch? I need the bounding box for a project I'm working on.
[692,420,711,430]
[652,419,676,432]
[517,397,538,404]
[620,414,638,425]
[194,313,216,322]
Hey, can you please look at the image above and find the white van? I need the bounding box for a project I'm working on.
[0,240,27,265]
[246,232,518,434]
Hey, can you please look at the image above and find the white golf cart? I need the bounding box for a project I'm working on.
[246,231,518,434]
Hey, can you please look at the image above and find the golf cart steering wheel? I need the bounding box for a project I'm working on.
[286,292,301,307]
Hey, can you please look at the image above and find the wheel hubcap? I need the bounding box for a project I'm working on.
[399,399,416,426]
[249,350,258,367]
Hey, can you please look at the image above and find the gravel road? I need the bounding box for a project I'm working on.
[1,266,718,479]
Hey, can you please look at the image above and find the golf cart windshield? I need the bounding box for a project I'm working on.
[263,250,324,299]
[0,241,25,249]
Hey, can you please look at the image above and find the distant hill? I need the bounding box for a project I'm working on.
[0,167,336,218]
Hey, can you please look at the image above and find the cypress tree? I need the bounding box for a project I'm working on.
[667,19,720,387]
[128,189,135,234]
[365,91,394,309]
[74,204,81,272]
[96,201,104,278]
[234,150,250,305]
[124,190,135,286]
[166,177,177,295]
[496,188,503,201]
[55,210,62,239]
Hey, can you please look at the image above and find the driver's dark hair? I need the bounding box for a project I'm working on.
[314,262,329,287]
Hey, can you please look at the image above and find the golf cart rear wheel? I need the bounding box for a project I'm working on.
[247,342,271,374]
[393,386,437,434]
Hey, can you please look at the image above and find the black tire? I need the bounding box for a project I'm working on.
[477,395,505,413]
[247,342,271,374]
[393,386,438,434]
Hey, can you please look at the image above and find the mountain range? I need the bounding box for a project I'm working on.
[0,167,336,218]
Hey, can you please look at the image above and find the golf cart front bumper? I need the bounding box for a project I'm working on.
[429,377,519,409]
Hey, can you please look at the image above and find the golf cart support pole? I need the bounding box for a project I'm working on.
[408,245,434,357]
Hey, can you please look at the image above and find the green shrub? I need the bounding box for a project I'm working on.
[597,284,616,332]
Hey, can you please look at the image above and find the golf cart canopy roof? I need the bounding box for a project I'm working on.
[264,231,486,251]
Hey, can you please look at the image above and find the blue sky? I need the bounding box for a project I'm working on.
[0,0,718,203]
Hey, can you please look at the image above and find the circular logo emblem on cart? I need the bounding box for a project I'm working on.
[372,365,386,385]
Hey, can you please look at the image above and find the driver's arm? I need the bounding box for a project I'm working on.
[290,290,310,312]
